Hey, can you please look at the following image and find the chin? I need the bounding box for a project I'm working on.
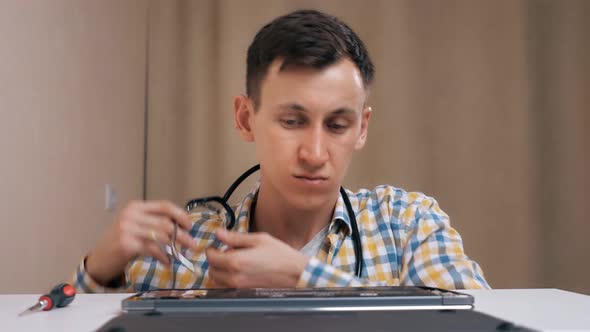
[283,187,336,211]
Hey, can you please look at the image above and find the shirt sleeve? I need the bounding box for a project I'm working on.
[297,193,490,290]
[69,256,130,293]
[398,195,490,289]
[297,257,385,287]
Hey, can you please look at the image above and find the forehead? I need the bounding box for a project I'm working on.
[258,58,367,112]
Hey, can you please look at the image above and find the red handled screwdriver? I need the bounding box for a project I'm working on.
[19,283,76,316]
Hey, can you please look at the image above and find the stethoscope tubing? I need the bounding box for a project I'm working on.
[187,164,363,278]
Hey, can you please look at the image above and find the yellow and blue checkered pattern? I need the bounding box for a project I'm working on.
[72,184,489,292]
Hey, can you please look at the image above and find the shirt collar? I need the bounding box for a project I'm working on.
[233,182,353,236]
[232,181,259,233]
[330,188,353,236]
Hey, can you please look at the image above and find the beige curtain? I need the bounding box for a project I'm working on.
[146,0,589,293]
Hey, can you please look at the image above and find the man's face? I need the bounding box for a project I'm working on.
[237,58,371,210]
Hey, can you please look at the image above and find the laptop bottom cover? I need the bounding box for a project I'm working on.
[96,309,537,332]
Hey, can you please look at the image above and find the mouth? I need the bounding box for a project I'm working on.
[293,175,329,184]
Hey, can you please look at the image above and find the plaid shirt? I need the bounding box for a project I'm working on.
[71,184,490,292]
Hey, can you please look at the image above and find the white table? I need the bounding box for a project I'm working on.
[2,289,589,331]
[465,289,590,331]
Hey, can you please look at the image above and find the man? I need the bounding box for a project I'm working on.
[72,9,489,292]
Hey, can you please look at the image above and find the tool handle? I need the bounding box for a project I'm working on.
[38,295,54,311]
[49,283,76,308]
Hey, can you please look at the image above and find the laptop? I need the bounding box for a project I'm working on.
[101,287,537,332]
[121,286,474,313]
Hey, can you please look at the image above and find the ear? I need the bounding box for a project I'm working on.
[234,95,255,142]
[354,106,372,150]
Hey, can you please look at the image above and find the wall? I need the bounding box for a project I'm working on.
[0,0,148,293]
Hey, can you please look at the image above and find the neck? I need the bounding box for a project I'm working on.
[250,183,339,250]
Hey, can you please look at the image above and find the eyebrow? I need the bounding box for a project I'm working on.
[277,102,357,115]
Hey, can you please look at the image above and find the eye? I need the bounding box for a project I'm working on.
[326,120,349,133]
[280,118,303,128]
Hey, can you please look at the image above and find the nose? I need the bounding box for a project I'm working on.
[298,127,329,168]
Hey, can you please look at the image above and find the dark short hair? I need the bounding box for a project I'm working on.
[246,9,375,107]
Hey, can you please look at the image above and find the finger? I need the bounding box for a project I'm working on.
[127,221,172,245]
[144,241,171,266]
[136,214,175,235]
[142,201,192,230]
[206,247,239,273]
[175,230,197,249]
[116,213,176,261]
[136,214,196,249]
[207,266,236,288]
[215,229,260,249]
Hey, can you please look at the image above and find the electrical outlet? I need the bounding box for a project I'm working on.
[105,184,116,210]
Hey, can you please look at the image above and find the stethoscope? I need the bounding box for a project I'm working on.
[185,164,363,278]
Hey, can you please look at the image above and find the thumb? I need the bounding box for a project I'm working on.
[215,229,258,248]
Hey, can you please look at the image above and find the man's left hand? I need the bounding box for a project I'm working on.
[205,229,310,288]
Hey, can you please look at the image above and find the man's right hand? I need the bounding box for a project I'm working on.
[85,200,195,286]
